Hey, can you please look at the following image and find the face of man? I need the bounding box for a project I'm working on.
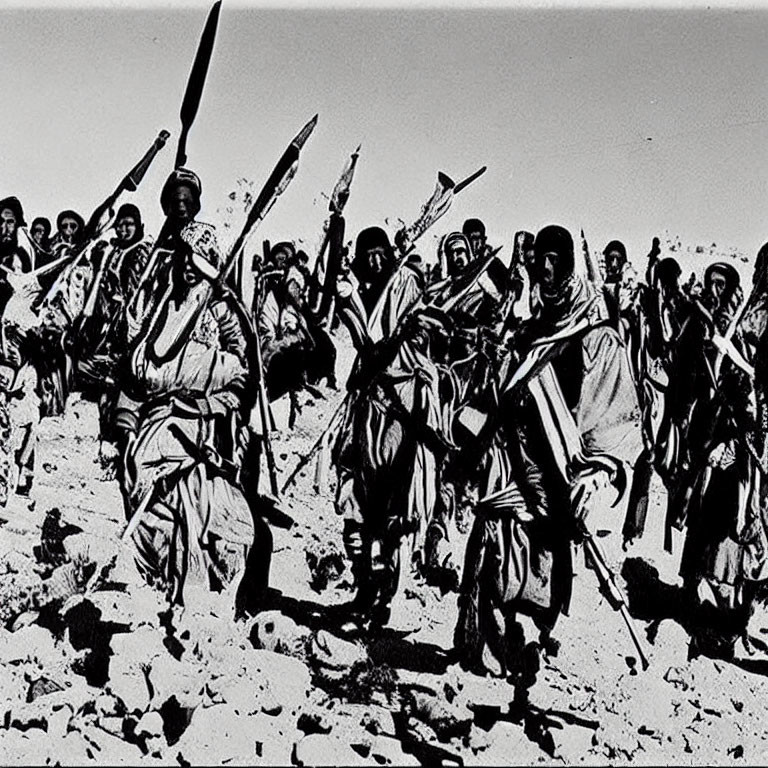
[365,246,388,278]
[115,216,138,245]
[31,223,46,245]
[709,271,728,304]
[447,240,471,274]
[273,248,292,271]
[59,216,80,244]
[466,230,485,259]
[182,250,203,287]
[540,251,562,289]
[605,250,624,281]
[0,209,17,243]
[169,185,197,223]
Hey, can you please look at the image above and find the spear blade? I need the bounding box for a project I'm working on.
[398,171,456,253]
[176,0,222,168]
[222,114,319,281]
[454,164,486,193]
[329,143,362,215]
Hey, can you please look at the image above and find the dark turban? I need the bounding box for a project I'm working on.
[31,217,51,238]
[113,203,144,243]
[654,257,682,288]
[352,226,394,282]
[462,218,486,238]
[160,167,202,218]
[602,239,627,260]
[270,241,296,263]
[0,196,26,227]
[534,224,575,279]
[56,209,85,234]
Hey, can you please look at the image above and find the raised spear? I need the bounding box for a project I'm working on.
[367,165,486,341]
[176,0,222,168]
[310,143,362,322]
[128,1,224,316]
[220,114,319,283]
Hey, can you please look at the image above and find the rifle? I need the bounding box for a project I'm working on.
[280,397,347,493]
[580,229,603,289]
[578,521,650,670]
[366,165,486,342]
[83,130,171,244]
[310,144,362,323]
[252,268,280,497]
[525,362,650,669]
[39,130,170,310]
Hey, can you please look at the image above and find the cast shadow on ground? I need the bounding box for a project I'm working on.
[264,589,454,676]
[622,556,742,662]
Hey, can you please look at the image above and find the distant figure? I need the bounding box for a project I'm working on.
[29,217,53,266]
[52,209,85,252]
[0,196,32,275]
[462,217,488,261]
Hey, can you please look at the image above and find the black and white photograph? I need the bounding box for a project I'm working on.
[1,0,768,764]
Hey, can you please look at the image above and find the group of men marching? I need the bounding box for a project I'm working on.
[326,216,768,672]
[2,160,768,677]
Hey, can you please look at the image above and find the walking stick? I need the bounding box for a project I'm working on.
[281,397,346,493]
[253,272,280,497]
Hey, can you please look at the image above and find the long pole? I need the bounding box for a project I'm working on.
[253,271,280,497]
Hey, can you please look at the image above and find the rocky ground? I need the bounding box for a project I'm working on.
[1,328,767,766]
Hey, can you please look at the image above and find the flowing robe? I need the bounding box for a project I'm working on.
[334,263,450,621]
[118,280,255,606]
[455,274,641,672]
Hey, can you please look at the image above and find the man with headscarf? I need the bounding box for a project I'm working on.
[0,197,38,499]
[623,252,692,545]
[664,262,744,552]
[660,262,756,634]
[455,224,642,681]
[68,203,153,472]
[127,168,203,348]
[159,168,202,248]
[115,220,266,615]
[331,225,451,631]
[602,239,639,335]
[29,217,53,267]
[50,210,85,254]
[0,197,32,277]
[257,241,337,408]
[463,218,489,261]
[416,231,512,590]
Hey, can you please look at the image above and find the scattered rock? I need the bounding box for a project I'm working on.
[250,611,311,660]
[107,653,151,714]
[293,733,371,767]
[652,620,690,664]
[249,649,312,715]
[406,690,474,742]
[148,653,205,711]
[174,704,266,764]
[308,630,368,680]
[367,734,414,766]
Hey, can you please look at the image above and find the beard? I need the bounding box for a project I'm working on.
[0,235,17,256]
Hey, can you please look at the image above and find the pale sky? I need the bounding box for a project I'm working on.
[2,2,768,274]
